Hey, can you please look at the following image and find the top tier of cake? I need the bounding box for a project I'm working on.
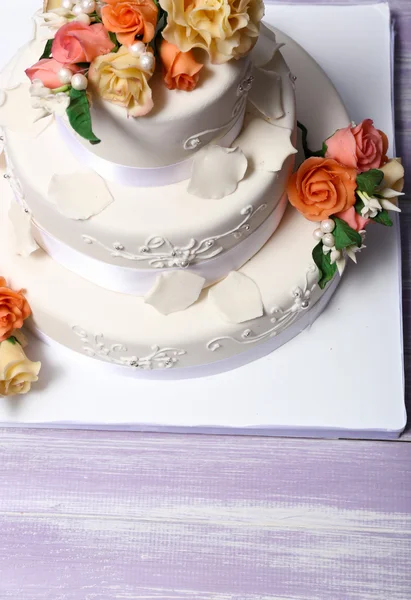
[78,54,251,168]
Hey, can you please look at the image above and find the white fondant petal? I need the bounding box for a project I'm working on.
[188,146,248,200]
[0,85,53,137]
[236,118,297,172]
[380,189,404,200]
[145,272,205,315]
[336,256,346,275]
[8,202,39,257]
[346,248,357,264]
[48,172,114,220]
[380,198,402,212]
[249,67,284,122]
[208,271,264,324]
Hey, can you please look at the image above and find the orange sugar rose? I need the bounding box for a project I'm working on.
[102,0,158,46]
[0,277,31,342]
[160,40,203,91]
[287,157,357,222]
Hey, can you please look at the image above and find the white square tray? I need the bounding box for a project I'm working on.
[0,2,406,438]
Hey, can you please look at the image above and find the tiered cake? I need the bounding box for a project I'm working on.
[0,0,404,388]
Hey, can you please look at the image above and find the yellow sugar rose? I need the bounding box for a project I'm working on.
[89,46,155,118]
[159,0,264,64]
[0,337,41,397]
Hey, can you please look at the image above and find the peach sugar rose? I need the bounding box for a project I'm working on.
[89,45,155,117]
[52,22,115,65]
[325,119,389,173]
[102,0,158,46]
[159,0,264,64]
[160,40,203,91]
[287,157,357,222]
[335,207,370,232]
[25,58,82,89]
[0,278,31,343]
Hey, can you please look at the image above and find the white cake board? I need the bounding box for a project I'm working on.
[0,2,406,439]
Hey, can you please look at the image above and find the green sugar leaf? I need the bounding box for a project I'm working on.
[333,217,362,250]
[39,39,53,60]
[372,209,393,227]
[312,242,337,290]
[109,32,120,52]
[356,169,384,196]
[66,88,100,145]
[297,122,328,159]
[354,198,365,215]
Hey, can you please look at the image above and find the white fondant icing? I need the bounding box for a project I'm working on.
[207,266,318,351]
[72,327,186,369]
[0,90,6,107]
[236,118,297,172]
[81,203,268,268]
[188,146,248,200]
[8,201,39,257]
[48,172,114,220]
[70,56,251,170]
[0,39,45,91]
[144,272,206,315]
[208,272,264,324]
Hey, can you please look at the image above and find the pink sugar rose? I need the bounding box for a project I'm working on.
[325,119,388,173]
[25,58,82,89]
[52,22,115,66]
[336,207,370,232]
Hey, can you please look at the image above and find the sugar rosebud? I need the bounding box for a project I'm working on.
[0,338,41,397]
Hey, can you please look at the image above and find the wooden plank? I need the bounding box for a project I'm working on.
[0,429,410,599]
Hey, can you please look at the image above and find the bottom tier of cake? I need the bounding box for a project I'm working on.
[1,190,339,379]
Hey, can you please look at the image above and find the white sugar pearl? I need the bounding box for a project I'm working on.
[140,52,155,72]
[320,218,335,234]
[61,0,74,9]
[81,0,96,13]
[322,233,335,248]
[58,67,73,85]
[72,4,84,16]
[75,12,91,24]
[129,41,146,57]
[71,73,88,91]
[313,228,324,241]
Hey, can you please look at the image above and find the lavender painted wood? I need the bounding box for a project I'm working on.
[0,428,411,600]
[0,1,411,599]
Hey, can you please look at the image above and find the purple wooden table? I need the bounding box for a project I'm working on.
[1,1,411,599]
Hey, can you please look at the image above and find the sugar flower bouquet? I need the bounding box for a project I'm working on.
[26,0,265,143]
[0,278,41,397]
[287,119,405,288]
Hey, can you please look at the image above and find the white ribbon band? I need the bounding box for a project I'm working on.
[33,195,287,296]
[56,105,246,188]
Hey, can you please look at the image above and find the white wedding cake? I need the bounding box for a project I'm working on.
[0,0,404,393]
